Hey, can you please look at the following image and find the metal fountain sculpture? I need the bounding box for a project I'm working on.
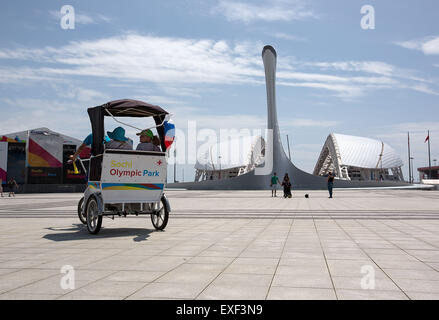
[168,45,408,190]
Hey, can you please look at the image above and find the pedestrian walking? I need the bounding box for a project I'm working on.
[282,173,292,198]
[7,177,18,197]
[270,172,281,197]
[327,172,334,198]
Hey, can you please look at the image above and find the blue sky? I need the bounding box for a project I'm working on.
[0,0,438,182]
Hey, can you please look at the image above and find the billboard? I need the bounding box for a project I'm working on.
[28,130,63,168]
[100,152,167,203]
[26,129,63,184]
[7,143,26,184]
[27,167,62,184]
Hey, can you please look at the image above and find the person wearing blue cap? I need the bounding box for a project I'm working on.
[105,127,133,150]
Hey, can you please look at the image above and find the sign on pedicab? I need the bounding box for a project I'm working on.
[101,152,167,203]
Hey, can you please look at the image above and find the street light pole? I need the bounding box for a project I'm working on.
[218,155,222,179]
[410,157,414,183]
[428,130,432,179]
[408,132,412,183]
[173,140,177,183]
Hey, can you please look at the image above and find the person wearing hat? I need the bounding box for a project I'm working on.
[105,127,133,150]
[136,129,156,151]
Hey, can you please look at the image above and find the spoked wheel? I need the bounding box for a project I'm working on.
[86,195,102,234]
[151,196,169,231]
[77,197,86,224]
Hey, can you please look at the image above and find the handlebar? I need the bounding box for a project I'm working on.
[67,157,89,174]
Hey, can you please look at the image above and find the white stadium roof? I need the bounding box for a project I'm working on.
[332,133,403,169]
[195,135,265,171]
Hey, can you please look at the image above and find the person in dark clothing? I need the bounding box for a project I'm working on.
[7,178,18,197]
[327,172,334,198]
[282,173,292,198]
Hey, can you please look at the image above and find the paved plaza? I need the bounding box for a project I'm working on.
[0,188,439,300]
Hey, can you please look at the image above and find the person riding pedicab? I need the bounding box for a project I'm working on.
[152,135,162,152]
[105,127,133,150]
[136,129,158,151]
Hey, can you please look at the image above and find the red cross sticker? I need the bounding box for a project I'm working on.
[157,160,162,166]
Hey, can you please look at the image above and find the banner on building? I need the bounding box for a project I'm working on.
[7,143,26,184]
[0,142,7,184]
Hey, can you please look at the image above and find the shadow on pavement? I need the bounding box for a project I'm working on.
[43,224,155,242]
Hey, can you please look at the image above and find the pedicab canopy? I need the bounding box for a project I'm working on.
[87,99,169,156]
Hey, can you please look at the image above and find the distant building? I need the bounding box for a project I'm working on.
[194,136,265,182]
[0,127,86,186]
[418,166,439,180]
[313,133,404,181]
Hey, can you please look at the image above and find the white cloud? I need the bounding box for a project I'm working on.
[410,84,439,96]
[0,99,89,138]
[307,61,395,76]
[0,34,264,85]
[213,0,317,23]
[285,119,339,127]
[423,37,439,55]
[279,80,364,98]
[271,32,306,42]
[0,33,437,100]
[0,67,57,83]
[394,36,439,55]
[54,86,109,102]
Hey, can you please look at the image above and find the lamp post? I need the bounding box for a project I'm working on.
[173,142,177,183]
[410,157,414,183]
[218,155,222,180]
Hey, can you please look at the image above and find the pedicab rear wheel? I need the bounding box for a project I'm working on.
[77,197,86,224]
[151,196,169,231]
[86,195,102,234]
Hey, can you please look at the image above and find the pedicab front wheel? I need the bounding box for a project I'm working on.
[151,196,169,231]
[77,197,86,224]
[86,195,102,235]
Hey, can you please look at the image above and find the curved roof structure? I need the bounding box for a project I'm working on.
[195,136,265,171]
[332,133,403,169]
[313,133,404,179]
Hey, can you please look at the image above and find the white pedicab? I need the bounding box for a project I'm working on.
[80,99,172,235]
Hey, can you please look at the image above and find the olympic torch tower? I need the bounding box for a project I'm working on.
[167,45,409,189]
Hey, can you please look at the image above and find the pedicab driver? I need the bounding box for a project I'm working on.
[69,133,111,162]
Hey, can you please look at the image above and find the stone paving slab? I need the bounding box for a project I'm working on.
[0,189,439,300]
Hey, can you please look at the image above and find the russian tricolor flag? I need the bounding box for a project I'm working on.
[163,119,175,150]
